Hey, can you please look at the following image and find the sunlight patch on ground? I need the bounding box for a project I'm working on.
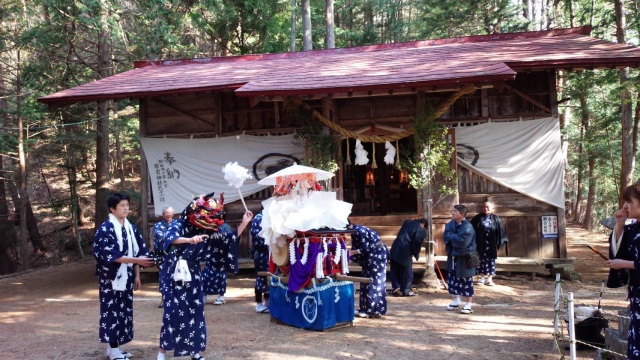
[0,311,34,324]
[44,298,91,302]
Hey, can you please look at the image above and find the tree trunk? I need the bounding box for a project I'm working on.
[302,0,312,50]
[325,0,335,49]
[95,1,114,228]
[6,178,45,253]
[615,0,634,205]
[573,124,584,222]
[113,102,126,188]
[0,65,19,274]
[16,48,29,271]
[290,0,297,51]
[584,154,596,230]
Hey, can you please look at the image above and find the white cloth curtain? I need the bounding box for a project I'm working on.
[454,117,564,209]
[140,134,306,215]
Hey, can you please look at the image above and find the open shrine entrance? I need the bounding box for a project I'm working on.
[342,137,418,216]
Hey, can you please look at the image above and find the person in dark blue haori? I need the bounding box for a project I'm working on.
[444,204,476,315]
[389,218,427,296]
[93,192,154,360]
[201,219,238,305]
[470,201,507,287]
[152,206,177,307]
[250,212,270,313]
[157,192,252,360]
[350,223,388,318]
[606,185,640,360]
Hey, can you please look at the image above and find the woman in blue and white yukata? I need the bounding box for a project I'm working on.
[606,185,640,359]
[251,212,271,313]
[444,204,476,315]
[156,192,252,360]
[93,192,154,360]
[350,224,388,318]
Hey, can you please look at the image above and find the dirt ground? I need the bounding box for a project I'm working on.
[0,223,629,360]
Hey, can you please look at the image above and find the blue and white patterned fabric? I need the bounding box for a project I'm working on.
[476,216,497,275]
[628,230,640,359]
[159,219,226,357]
[202,223,238,296]
[477,257,496,276]
[350,224,388,316]
[251,213,269,294]
[153,218,177,289]
[93,219,147,345]
[447,259,474,298]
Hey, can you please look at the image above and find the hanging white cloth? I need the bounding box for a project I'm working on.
[109,214,139,291]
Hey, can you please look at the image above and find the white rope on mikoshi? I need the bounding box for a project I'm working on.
[341,249,349,274]
[333,238,342,264]
[271,276,351,294]
[315,252,325,279]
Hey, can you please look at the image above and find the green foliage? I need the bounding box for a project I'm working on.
[289,104,338,173]
[406,108,456,197]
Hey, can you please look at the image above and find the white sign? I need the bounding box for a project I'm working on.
[541,215,558,239]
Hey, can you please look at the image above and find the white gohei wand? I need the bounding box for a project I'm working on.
[222,161,252,212]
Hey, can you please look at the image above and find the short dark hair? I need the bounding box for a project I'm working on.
[453,204,468,217]
[417,218,428,226]
[107,192,130,211]
[622,185,640,203]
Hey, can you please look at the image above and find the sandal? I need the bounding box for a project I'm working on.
[213,298,225,305]
[460,304,473,314]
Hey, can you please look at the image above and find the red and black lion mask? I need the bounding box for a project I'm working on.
[183,192,225,231]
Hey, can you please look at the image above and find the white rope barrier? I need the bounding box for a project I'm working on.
[552,277,629,359]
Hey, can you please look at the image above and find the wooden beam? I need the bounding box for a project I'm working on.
[139,99,150,247]
[151,98,218,127]
[500,82,552,114]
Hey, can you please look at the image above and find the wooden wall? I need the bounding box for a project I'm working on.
[431,165,560,259]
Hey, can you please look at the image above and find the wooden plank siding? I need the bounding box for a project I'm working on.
[431,165,562,259]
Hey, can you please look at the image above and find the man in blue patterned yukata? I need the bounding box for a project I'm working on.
[93,192,154,360]
[157,192,252,360]
[153,206,177,307]
[350,223,388,318]
[250,212,270,313]
[444,204,476,315]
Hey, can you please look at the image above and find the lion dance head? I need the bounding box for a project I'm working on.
[182,192,225,231]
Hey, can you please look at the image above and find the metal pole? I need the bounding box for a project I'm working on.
[567,292,576,360]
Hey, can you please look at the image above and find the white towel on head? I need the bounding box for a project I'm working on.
[109,214,140,291]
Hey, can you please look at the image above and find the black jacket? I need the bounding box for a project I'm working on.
[390,219,426,267]
[470,213,508,259]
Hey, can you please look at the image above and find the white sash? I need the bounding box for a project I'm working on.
[109,214,140,291]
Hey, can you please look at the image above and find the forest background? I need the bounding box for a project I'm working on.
[0,0,639,275]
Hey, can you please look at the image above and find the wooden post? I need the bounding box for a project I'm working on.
[139,99,150,246]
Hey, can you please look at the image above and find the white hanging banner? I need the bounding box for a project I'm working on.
[455,117,565,209]
[140,134,306,215]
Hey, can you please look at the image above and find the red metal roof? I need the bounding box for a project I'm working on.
[39,26,640,104]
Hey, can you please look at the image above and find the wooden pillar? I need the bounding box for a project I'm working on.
[549,70,567,258]
[139,99,150,247]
